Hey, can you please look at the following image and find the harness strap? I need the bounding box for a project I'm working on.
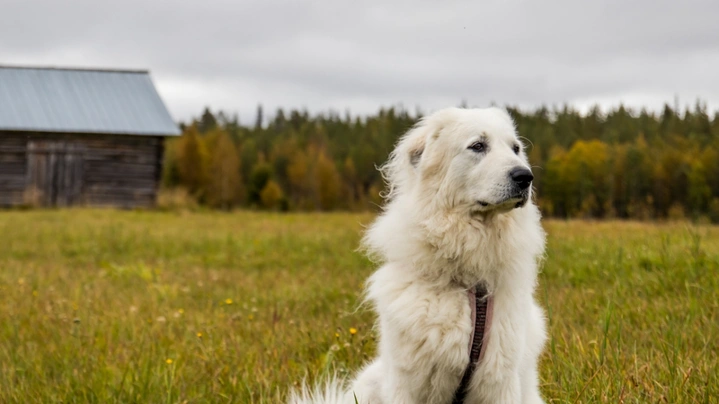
[451,284,492,404]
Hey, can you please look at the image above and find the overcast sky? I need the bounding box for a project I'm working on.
[2,0,718,124]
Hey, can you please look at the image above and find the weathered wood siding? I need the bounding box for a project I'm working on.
[0,133,26,206]
[0,132,164,208]
[27,141,85,206]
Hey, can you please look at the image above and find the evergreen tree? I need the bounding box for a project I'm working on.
[176,126,209,199]
[255,104,264,130]
[315,151,341,210]
[248,162,272,206]
[198,107,218,134]
[206,130,243,209]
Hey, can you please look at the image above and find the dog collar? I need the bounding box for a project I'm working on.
[451,284,493,404]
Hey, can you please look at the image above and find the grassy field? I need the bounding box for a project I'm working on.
[0,210,717,403]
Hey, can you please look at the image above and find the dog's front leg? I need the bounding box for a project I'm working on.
[382,360,465,404]
[373,283,471,403]
[496,375,523,404]
[467,374,521,404]
[382,369,420,404]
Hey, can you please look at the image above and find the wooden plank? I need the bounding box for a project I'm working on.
[0,146,27,153]
[84,185,157,195]
[84,160,157,168]
[54,143,84,206]
[83,153,158,161]
[0,162,25,175]
[0,191,24,206]
[84,179,157,187]
[0,136,28,145]
[0,178,27,189]
[0,154,26,163]
[26,142,52,206]
[0,147,26,197]
[85,169,158,178]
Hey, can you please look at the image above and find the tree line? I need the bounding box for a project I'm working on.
[162,103,719,222]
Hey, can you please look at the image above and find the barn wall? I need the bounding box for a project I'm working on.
[0,131,165,208]
[0,133,27,206]
[73,134,163,208]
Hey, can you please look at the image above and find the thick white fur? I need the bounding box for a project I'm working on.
[291,107,547,404]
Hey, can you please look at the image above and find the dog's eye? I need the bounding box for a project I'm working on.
[468,141,486,153]
[512,144,520,155]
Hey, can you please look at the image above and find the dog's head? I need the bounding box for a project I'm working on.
[382,107,533,216]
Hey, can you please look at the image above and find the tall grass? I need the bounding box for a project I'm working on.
[0,211,716,403]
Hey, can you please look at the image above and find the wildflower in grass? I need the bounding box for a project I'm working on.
[335,332,340,338]
[248,314,254,320]
[225,298,233,305]
[349,327,357,335]
[166,358,173,364]
[178,308,184,314]
[197,332,203,338]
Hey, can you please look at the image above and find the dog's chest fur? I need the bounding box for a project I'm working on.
[369,261,530,403]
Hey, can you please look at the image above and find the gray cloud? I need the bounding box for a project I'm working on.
[2,0,718,123]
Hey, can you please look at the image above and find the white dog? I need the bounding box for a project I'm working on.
[292,107,547,404]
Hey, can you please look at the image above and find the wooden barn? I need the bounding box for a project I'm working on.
[0,66,180,208]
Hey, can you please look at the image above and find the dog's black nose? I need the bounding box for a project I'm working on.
[509,167,533,190]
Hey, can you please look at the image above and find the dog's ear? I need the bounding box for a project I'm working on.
[401,108,458,169]
[379,108,460,200]
[378,119,431,199]
[409,148,423,167]
[406,130,426,168]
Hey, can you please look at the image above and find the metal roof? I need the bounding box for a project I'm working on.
[0,66,180,136]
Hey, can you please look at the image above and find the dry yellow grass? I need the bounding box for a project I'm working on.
[0,210,716,403]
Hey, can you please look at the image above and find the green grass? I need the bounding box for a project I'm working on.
[0,210,717,403]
